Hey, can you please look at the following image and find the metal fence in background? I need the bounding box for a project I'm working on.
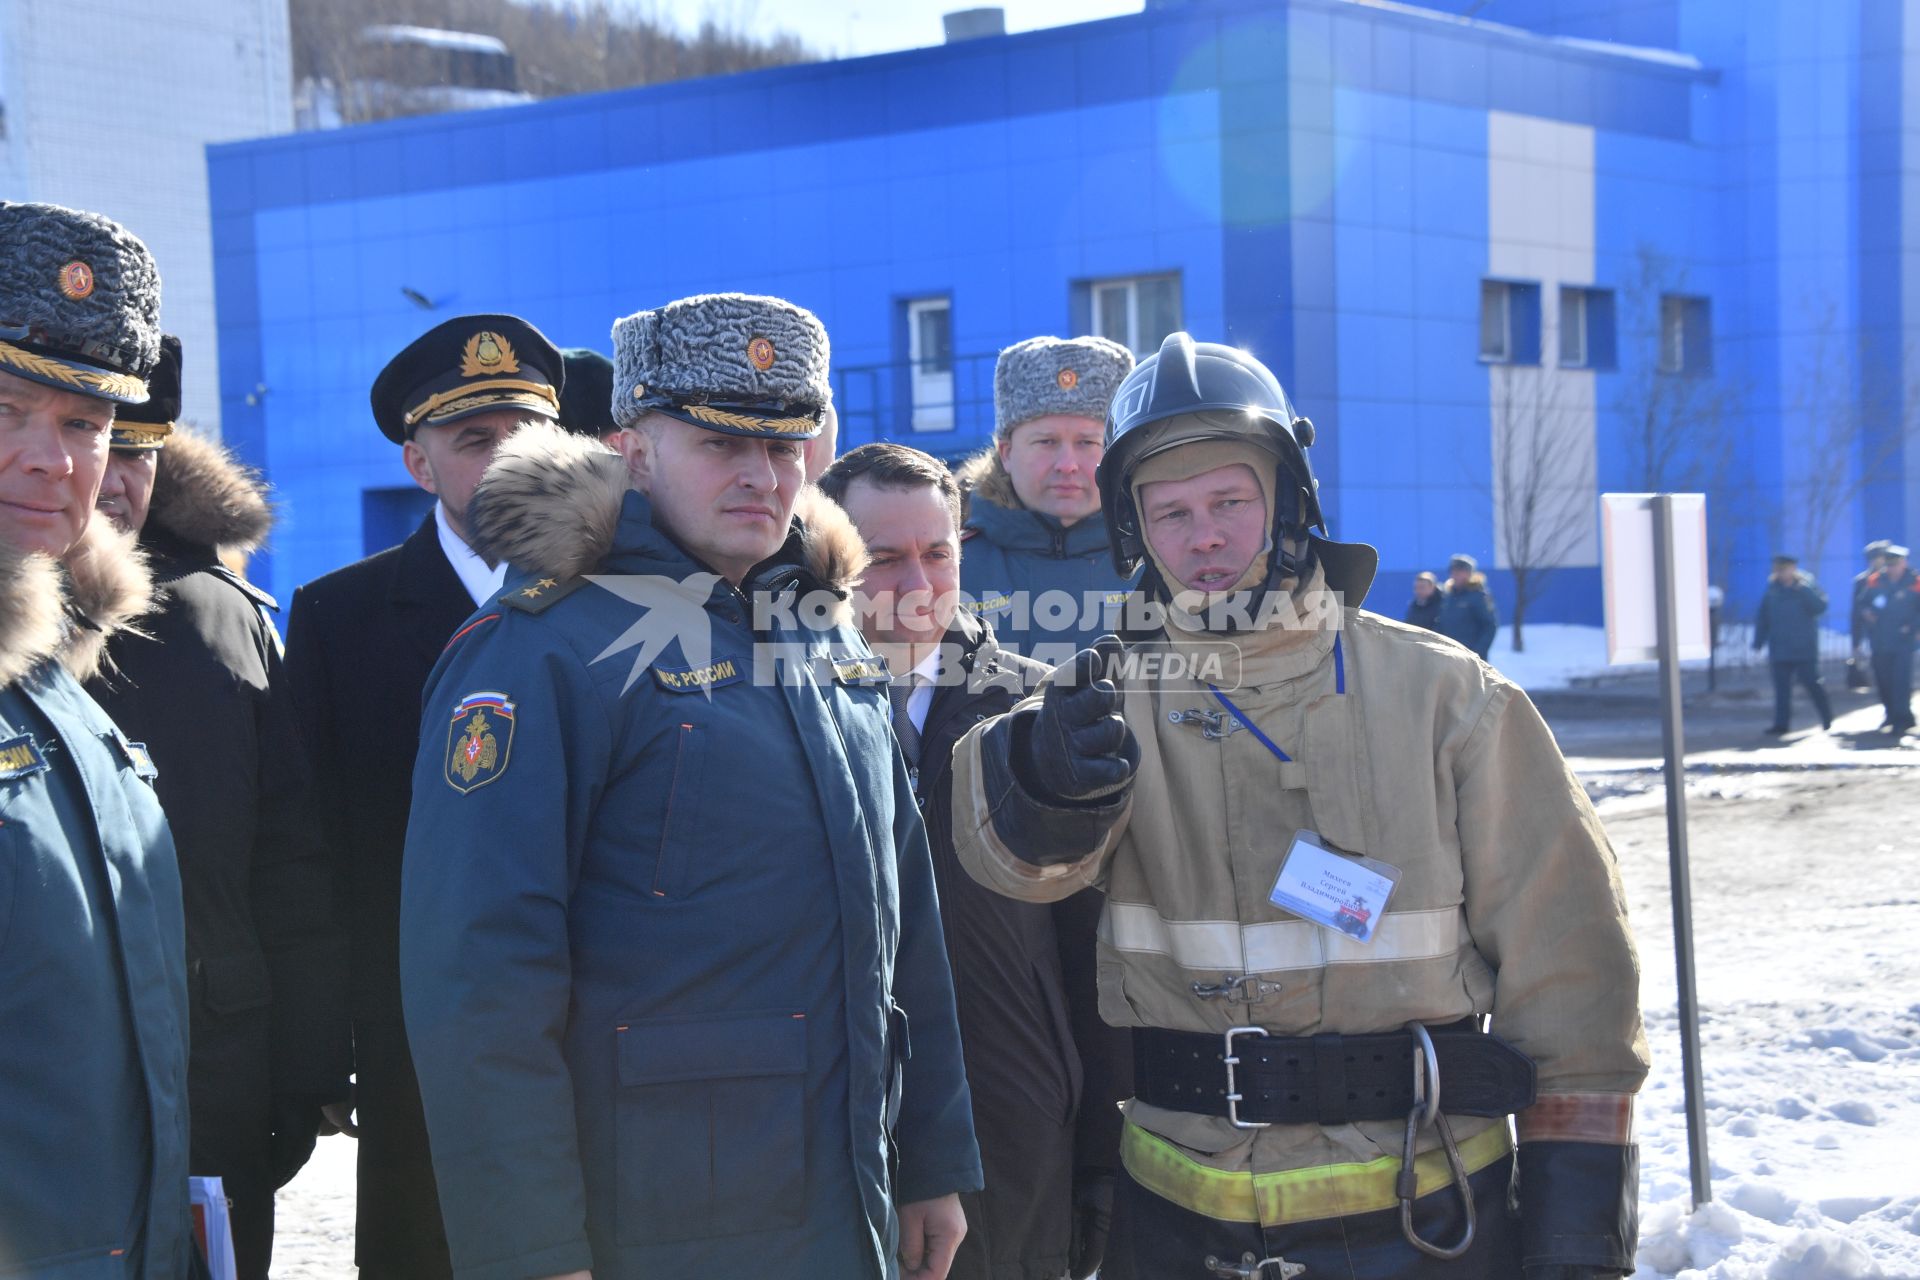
[832,351,1001,463]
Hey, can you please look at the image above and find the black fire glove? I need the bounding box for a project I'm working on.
[1518,1140,1639,1277]
[1068,1173,1114,1280]
[1017,638,1138,807]
[267,1095,326,1189]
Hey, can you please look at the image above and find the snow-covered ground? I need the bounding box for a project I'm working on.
[267,754,1920,1280]
[1607,768,1920,1280]
[1479,622,1832,693]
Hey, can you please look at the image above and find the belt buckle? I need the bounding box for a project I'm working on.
[1222,1026,1271,1130]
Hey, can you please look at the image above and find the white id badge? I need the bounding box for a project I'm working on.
[1268,830,1401,944]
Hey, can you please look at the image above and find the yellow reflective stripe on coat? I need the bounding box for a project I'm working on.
[1119,1119,1511,1226]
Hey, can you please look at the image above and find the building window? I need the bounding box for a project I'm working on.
[1090,273,1182,356]
[1480,279,1541,364]
[1659,294,1712,375]
[906,296,954,432]
[1558,286,1616,369]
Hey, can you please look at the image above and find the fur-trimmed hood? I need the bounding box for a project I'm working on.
[956,446,1019,515]
[0,520,153,689]
[469,420,868,597]
[146,428,273,555]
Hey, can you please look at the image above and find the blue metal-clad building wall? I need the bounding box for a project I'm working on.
[207,0,1918,619]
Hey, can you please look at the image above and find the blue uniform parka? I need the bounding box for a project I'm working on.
[954,449,1129,664]
[400,427,981,1280]
[0,530,191,1279]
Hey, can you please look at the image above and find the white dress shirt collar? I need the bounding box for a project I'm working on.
[434,501,506,607]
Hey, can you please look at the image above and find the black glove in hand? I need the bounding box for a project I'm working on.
[267,1096,325,1190]
[1022,638,1138,805]
[1068,1174,1114,1280]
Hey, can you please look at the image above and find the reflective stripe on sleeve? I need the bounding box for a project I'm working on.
[1517,1093,1635,1145]
[1119,1117,1511,1226]
[1101,902,1468,972]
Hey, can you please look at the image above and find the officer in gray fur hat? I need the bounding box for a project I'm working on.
[400,292,982,1280]
[0,200,196,1280]
[956,335,1136,665]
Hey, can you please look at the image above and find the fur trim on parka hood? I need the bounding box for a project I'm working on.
[145,428,274,555]
[955,446,1019,516]
[0,520,153,689]
[468,420,868,597]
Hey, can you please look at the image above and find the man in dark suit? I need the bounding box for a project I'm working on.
[282,314,565,1279]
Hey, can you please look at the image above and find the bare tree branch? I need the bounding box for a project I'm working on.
[1478,364,1595,651]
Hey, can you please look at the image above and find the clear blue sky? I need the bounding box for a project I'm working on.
[617,0,1145,59]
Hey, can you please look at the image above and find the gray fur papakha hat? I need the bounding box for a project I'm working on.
[612,292,830,439]
[994,334,1134,438]
[0,200,161,405]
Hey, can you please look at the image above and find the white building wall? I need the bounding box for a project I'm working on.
[1486,110,1601,570]
[0,0,291,436]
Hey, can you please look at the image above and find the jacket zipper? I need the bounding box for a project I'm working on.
[652,724,694,897]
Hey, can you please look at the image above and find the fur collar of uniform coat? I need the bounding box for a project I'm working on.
[145,428,274,555]
[0,519,153,691]
[469,421,867,623]
[955,446,1020,516]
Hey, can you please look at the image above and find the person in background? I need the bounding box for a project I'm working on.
[1436,551,1498,659]
[956,336,1135,667]
[1848,539,1892,692]
[1404,570,1442,631]
[822,442,1128,1280]
[1859,544,1920,734]
[807,397,841,482]
[0,199,193,1279]
[557,346,621,446]
[282,313,566,1280]
[1751,553,1833,736]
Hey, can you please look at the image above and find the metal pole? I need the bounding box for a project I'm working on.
[1651,495,1712,1208]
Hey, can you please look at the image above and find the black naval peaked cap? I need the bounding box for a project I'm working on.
[112,333,182,451]
[557,347,616,437]
[370,314,564,444]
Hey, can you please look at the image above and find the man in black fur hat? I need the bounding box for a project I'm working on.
[89,334,351,1280]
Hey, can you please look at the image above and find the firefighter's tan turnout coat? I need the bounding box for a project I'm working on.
[951,578,1649,1226]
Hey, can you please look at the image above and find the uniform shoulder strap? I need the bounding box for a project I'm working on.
[502,575,589,614]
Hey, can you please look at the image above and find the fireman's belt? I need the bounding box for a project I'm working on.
[1133,1022,1536,1127]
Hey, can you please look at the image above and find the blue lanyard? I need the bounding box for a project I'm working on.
[1204,635,1345,765]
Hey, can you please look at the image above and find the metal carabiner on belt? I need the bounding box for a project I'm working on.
[1396,1021,1477,1260]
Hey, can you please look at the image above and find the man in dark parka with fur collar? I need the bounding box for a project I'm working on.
[0,200,192,1278]
[87,335,351,1280]
[401,294,980,1280]
[956,336,1136,668]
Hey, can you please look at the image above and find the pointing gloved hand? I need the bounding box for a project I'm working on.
[1019,637,1138,807]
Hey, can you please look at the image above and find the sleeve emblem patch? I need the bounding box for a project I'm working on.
[446,692,516,793]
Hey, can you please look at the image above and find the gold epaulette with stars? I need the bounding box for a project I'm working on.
[502,575,589,614]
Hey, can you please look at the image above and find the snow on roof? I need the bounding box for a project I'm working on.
[1334,0,1708,74]
[359,25,511,57]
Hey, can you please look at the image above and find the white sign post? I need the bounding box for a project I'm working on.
[1601,493,1712,1209]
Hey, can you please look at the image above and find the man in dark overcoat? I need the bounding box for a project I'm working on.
[282,314,566,1278]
